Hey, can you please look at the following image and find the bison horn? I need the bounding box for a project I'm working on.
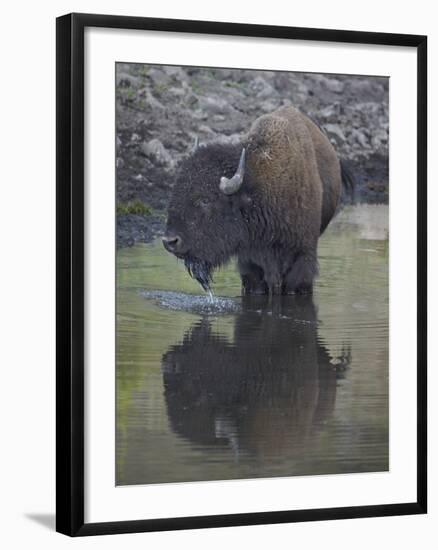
[193,135,199,152]
[219,148,246,195]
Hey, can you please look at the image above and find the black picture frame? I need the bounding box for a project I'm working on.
[56,12,427,537]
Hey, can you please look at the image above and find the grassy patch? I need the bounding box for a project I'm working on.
[139,66,149,78]
[153,83,169,96]
[117,200,153,216]
[224,81,242,89]
[190,80,203,93]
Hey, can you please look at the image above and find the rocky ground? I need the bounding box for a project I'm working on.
[116,64,389,248]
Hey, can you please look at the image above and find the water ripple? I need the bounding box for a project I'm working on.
[141,290,241,315]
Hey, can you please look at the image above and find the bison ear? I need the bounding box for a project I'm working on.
[219,148,246,195]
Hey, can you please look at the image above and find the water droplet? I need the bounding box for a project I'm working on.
[141,290,239,315]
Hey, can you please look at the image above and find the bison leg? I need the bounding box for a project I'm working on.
[283,251,318,295]
[238,259,269,295]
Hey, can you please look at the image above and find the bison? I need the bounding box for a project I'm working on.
[163,106,353,295]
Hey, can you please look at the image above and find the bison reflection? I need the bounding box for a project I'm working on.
[162,296,350,460]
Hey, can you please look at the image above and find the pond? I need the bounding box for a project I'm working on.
[116,204,389,485]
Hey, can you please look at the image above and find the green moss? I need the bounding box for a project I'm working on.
[224,81,242,89]
[153,83,169,95]
[190,80,202,93]
[139,66,149,77]
[117,200,153,216]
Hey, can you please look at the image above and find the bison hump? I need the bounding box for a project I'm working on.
[246,106,319,190]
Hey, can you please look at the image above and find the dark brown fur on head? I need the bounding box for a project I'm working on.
[165,142,251,287]
[164,107,344,295]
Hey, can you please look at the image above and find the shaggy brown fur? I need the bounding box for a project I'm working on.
[247,106,341,239]
[238,106,341,293]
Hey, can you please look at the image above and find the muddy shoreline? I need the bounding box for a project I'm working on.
[116,64,389,248]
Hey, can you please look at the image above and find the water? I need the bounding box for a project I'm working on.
[116,205,389,485]
[140,290,240,315]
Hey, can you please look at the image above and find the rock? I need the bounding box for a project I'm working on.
[311,74,345,94]
[249,76,276,99]
[323,123,346,144]
[356,101,381,116]
[319,103,342,120]
[192,109,209,121]
[147,67,172,88]
[348,80,385,101]
[259,100,281,113]
[141,139,174,168]
[186,93,198,107]
[198,124,216,136]
[214,68,235,80]
[351,129,370,148]
[371,129,388,149]
[216,133,243,146]
[324,78,345,93]
[273,73,292,92]
[163,66,189,83]
[198,96,233,115]
[168,87,186,98]
[116,72,141,88]
[138,90,165,111]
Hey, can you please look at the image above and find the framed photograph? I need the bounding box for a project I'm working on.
[56,13,427,536]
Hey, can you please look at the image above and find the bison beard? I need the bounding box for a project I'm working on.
[183,256,213,292]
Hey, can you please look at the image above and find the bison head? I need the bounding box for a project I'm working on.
[163,142,249,290]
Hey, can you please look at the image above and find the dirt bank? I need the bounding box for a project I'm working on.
[116,64,389,248]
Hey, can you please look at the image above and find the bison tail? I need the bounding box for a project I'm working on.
[340,159,356,203]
